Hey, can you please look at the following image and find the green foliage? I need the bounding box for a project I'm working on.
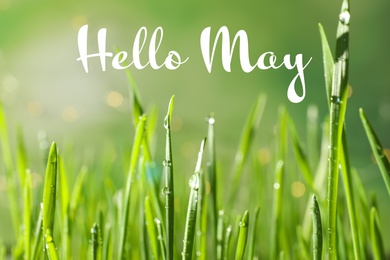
[0,1,389,259]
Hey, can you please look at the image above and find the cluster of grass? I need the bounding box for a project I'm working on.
[0,0,389,259]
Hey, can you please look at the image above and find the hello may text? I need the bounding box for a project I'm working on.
[77,25,312,103]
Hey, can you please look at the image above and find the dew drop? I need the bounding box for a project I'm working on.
[196,251,201,256]
[339,10,350,25]
[189,174,200,190]
[206,116,215,125]
[162,160,172,167]
[273,183,280,189]
[164,115,169,129]
[239,221,248,228]
[330,95,341,104]
[162,187,171,195]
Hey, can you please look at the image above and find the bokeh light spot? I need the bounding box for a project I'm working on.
[291,181,306,198]
[27,101,43,117]
[106,91,123,108]
[62,106,79,122]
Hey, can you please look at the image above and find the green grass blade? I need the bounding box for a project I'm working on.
[370,207,386,260]
[223,225,232,260]
[31,208,43,260]
[206,114,218,256]
[103,224,112,260]
[24,170,32,260]
[42,142,58,245]
[0,102,20,237]
[58,154,69,220]
[247,207,259,260]
[288,115,315,192]
[17,125,28,186]
[235,210,249,260]
[90,223,102,260]
[196,157,208,260]
[271,160,285,260]
[340,131,361,260]
[145,196,159,259]
[118,115,146,259]
[216,210,225,260]
[318,23,334,105]
[228,95,266,208]
[311,195,323,260]
[163,95,175,260]
[69,166,88,220]
[326,1,350,258]
[359,108,390,196]
[114,47,144,126]
[155,218,166,260]
[45,230,59,260]
[182,138,206,260]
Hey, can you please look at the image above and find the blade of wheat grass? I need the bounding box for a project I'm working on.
[145,196,159,259]
[58,154,71,260]
[216,210,225,260]
[370,207,386,260]
[24,170,32,260]
[311,195,323,260]
[318,24,334,105]
[45,230,59,260]
[90,223,102,260]
[288,115,315,192]
[235,210,249,260]
[42,142,58,257]
[206,114,218,257]
[271,160,285,260]
[359,108,390,196]
[182,138,206,260]
[339,131,362,259]
[196,156,208,260]
[69,166,87,220]
[247,207,259,260]
[155,218,167,260]
[271,107,287,260]
[326,1,350,258]
[103,224,112,260]
[17,125,28,186]
[118,115,146,259]
[223,226,232,260]
[31,208,43,260]
[163,95,175,260]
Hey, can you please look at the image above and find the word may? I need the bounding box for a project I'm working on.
[200,26,312,103]
[76,25,312,103]
[76,25,189,72]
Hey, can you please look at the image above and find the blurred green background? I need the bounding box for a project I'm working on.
[0,0,389,245]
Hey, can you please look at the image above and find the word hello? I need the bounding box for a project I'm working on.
[77,25,312,103]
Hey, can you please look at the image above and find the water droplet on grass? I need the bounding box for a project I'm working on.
[162,187,171,195]
[164,115,169,129]
[239,221,247,228]
[163,160,172,167]
[330,95,341,104]
[189,174,199,190]
[339,10,350,25]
